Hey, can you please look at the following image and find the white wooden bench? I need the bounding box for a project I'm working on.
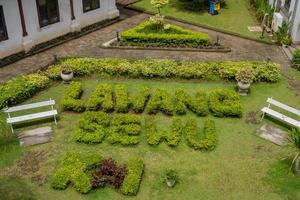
[261,98,300,128]
[4,99,58,133]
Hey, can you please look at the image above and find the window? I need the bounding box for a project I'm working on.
[36,0,60,27]
[82,0,100,13]
[0,6,8,41]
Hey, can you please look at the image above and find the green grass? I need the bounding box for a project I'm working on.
[130,0,271,42]
[0,76,299,200]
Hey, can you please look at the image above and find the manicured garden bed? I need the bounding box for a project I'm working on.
[0,58,299,199]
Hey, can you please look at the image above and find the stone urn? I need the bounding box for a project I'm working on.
[60,71,74,83]
[166,179,176,187]
[238,82,250,96]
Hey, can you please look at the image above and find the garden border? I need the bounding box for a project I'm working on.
[125,3,275,45]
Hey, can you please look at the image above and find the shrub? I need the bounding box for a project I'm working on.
[292,50,300,70]
[50,152,101,194]
[208,89,243,118]
[0,74,51,110]
[73,111,110,143]
[185,118,217,151]
[120,157,144,196]
[61,81,86,112]
[115,84,129,113]
[190,90,209,116]
[107,114,142,146]
[86,83,113,112]
[147,88,174,115]
[146,117,183,146]
[174,89,191,115]
[120,21,210,48]
[130,87,151,113]
[235,67,255,84]
[91,158,126,189]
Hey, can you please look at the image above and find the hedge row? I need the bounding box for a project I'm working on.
[86,83,113,112]
[129,87,151,113]
[120,157,144,196]
[61,81,86,112]
[185,118,217,151]
[73,111,110,143]
[115,84,129,113]
[146,117,183,146]
[106,114,142,146]
[50,152,101,194]
[120,20,211,48]
[147,88,174,115]
[47,58,280,83]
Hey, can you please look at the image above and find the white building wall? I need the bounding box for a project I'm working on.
[0,0,119,59]
[289,0,300,43]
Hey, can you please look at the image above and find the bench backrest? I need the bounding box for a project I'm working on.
[4,99,56,113]
[267,98,300,116]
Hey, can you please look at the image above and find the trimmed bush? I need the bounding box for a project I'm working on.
[185,118,217,151]
[146,117,183,146]
[0,74,51,109]
[120,20,210,48]
[130,87,151,113]
[147,88,174,115]
[209,89,243,118]
[107,114,142,146]
[73,111,110,143]
[120,157,144,196]
[61,81,86,112]
[50,152,101,194]
[86,83,113,112]
[190,90,209,116]
[115,84,129,113]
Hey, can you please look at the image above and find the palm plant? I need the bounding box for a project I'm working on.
[290,128,300,175]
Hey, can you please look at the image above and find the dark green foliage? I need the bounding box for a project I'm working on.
[181,0,226,11]
[0,74,51,110]
[61,81,86,112]
[107,114,142,146]
[86,83,113,112]
[208,89,242,118]
[50,152,101,194]
[73,111,110,143]
[185,118,217,151]
[275,21,292,45]
[174,89,208,116]
[147,88,174,115]
[146,117,183,146]
[120,157,144,196]
[130,87,151,113]
[115,84,129,113]
[292,50,300,70]
[250,0,274,24]
[120,21,210,48]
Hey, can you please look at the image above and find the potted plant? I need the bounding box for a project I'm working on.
[165,169,178,187]
[60,64,74,83]
[235,67,255,96]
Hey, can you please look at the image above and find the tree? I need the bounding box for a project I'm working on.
[150,0,169,30]
[290,128,300,175]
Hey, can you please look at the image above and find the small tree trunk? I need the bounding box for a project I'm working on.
[292,152,300,175]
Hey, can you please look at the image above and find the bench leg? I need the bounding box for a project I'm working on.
[10,124,14,134]
[260,112,265,123]
[54,115,57,125]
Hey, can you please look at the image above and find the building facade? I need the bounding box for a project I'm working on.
[269,0,300,44]
[0,0,119,59]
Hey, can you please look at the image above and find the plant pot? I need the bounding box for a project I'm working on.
[166,179,176,187]
[237,82,250,96]
[61,71,74,83]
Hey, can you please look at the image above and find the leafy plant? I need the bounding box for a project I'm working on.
[276,21,292,46]
[61,81,86,112]
[115,84,129,113]
[147,88,174,115]
[292,50,300,70]
[165,169,178,183]
[150,0,169,30]
[289,129,300,175]
[235,67,255,84]
[86,83,113,112]
[130,87,151,113]
[61,63,73,74]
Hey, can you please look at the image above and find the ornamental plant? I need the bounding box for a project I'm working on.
[61,63,73,74]
[289,128,300,175]
[150,0,169,30]
[235,67,255,84]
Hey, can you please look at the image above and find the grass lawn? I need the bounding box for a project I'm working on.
[130,0,271,42]
[0,75,299,200]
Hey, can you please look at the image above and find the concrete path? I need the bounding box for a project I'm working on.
[0,11,290,83]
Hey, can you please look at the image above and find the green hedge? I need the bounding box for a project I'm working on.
[86,83,113,112]
[73,111,110,143]
[120,157,144,196]
[130,87,151,113]
[50,152,101,194]
[107,114,142,146]
[147,88,174,115]
[146,117,183,146]
[208,89,243,118]
[115,84,129,113]
[185,118,217,151]
[61,81,86,112]
[120,20,210,48]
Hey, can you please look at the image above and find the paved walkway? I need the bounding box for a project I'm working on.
[0,11,290,83]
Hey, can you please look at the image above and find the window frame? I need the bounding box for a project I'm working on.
[82,0,100,13]
[0,5,8,42]
[36,0,60,28]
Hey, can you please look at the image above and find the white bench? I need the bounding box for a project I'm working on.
[261,98,300,128]
[4,99,58,133]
